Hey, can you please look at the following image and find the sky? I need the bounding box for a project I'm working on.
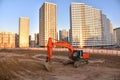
[0,0,120,35]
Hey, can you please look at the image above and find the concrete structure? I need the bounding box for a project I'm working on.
[39,2,57,47]
[70,3,102,47]
[29,35,31,46]
[70,2,115,47]
[69,29,71,43]
[19,17,29,48]
[35,33,39,47]
[102,14,115,46]
[29,34,35,48]
[59,29,68,42]
[0,32,15,48]
[109,20,115,45]
[15,33,19,48]
[56,32,58,40]
[114,27,120,45]
[30,40,35,47]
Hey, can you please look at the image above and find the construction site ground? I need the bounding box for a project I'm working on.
[0,49,120,80]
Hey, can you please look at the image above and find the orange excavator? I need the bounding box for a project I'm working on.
[44,37,89,71]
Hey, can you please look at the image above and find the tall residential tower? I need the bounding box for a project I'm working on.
[19,17,29,48]
[70,3,115,47]
[39,2,57,47]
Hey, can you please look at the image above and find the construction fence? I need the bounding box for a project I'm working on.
[81,48,120,56]
[52,48,120,56]
[0,48,120,56]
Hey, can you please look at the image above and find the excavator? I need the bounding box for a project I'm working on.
[44,37,90,71]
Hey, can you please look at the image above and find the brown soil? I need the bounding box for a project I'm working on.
[0,49,120,80]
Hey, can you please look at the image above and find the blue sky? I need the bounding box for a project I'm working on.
[0,0,120,35]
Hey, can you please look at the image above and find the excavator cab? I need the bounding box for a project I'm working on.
[72,50,83,61]
[72,50,89,67]
[72,50,89,61]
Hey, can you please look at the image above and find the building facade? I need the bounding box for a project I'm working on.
[19,17,29,48]
[70,3,103,47]
[114,27,120,45]
[0,32,15,48]
[15,33,19,48]
[29,35,31,47]
[102,14,115,46]
[70,2,115,47]
[39,2,57,47]
[59,29,68,42]
[35,33,39,47]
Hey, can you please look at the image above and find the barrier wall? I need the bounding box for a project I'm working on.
[81,48,120,56]
[0,48,120,56]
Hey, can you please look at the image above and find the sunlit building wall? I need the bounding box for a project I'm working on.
[70,3,102,47]
[39,2,57,47]
[59,29,68,42]
[0,32,15,48]
[19,17,29,48]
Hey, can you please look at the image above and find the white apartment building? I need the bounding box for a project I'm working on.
[19,17,29,48]
[70,2,115,47]
[39,2,57,47]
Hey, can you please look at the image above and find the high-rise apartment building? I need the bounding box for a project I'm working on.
[39,2,57,47]
[70,2,115,47]
[59,29,68,42]
[19,17,29,48]
[114,27,120,45]
[0,32,15,48]
[70,3,102,47]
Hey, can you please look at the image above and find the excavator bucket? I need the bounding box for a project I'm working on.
[44,62,52,72]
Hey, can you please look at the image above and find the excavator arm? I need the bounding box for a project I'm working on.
[47,37,74,62]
